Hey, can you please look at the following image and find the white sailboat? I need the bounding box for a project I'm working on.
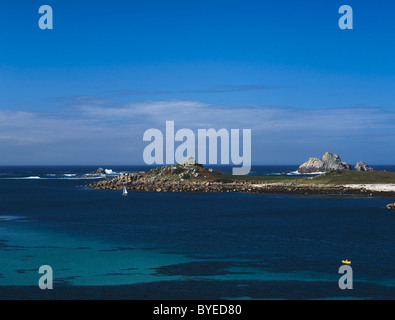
[122,186,128,196]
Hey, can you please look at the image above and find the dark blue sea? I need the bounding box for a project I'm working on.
[0,165,394,300]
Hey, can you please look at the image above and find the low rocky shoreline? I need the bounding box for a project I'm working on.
[87,178,395,196]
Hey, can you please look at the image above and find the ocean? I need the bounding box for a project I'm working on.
[0,165,394,300]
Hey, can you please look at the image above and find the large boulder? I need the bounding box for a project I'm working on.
[386,203,395,210]
[184,156,196,166]
[298,152,352,174]
[355,161,374,171]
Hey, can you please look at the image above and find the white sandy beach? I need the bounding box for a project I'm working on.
[343,184,395,192]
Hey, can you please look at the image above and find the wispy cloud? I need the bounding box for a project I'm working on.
[105,85,281,97]
[107,89,176,97]
[1,98,395,164]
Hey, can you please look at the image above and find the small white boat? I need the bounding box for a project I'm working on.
[122,186,128,196]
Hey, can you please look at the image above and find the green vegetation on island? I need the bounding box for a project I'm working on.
[220,170,395,185]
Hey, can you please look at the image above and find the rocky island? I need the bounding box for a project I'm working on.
[86,155,395,199]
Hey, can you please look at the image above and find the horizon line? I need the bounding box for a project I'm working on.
[0,164,393,167]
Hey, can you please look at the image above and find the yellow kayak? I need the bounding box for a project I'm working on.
[342,259,351,265]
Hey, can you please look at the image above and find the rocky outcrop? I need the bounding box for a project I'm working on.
[298,152,352,174]
[386,203,395,210]
[355,161,374,171]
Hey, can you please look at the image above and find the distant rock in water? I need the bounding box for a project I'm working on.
[355,161,374,171]
[386,203,395,210]
[298,152,352,174]
[92,168,105,174]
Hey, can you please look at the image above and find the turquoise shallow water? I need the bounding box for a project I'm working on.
[0,224,192,286]
[0,166,394,299]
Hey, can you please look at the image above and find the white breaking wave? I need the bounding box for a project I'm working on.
[0,175,104,180]
[0,216,26,221]
[305,171,325,175]
[287,171,324,175]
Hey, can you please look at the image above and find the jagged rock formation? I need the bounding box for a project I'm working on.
[355,161,374,171]
[298,152,352,174]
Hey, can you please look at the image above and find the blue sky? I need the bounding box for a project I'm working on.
[0,0,395,165]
